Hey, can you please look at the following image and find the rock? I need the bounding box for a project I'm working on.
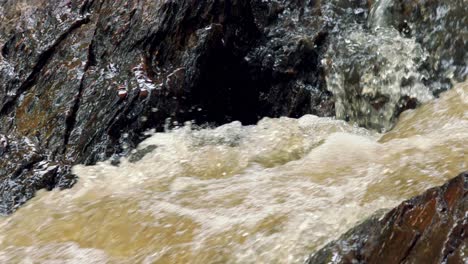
[138,88,148,99]
[0,0,356,213]
[306,172,468,264]
[0,134,67,214]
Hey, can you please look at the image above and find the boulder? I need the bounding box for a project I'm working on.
[0,0,359,213]
[307,172,468,264]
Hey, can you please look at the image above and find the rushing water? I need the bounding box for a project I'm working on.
[324,25,432,131]
[0,81,466,263]
[0,0,467,263]
[323,0,437,131]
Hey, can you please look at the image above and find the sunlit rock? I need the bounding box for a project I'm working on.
[307,172,468,264]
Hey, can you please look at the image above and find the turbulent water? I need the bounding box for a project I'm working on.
[323,0,462,131]
[324,25,432,131]
[0,0,466,263]
[0,81,466,263]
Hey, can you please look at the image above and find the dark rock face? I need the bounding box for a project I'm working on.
[307,172,468,264]
[0,0,350,214]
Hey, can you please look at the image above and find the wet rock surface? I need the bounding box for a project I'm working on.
[0,0,465,214]
[307,172,468,264]
[0,0,354,214]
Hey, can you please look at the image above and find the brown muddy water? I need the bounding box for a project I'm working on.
[0,82,466,263]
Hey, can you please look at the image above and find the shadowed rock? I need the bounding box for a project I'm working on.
[0,0,342,214]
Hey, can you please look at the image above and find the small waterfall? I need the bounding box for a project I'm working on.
[323,0,434,131]
[367,0,393,29]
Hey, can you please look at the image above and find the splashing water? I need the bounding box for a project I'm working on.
[324,0,435,131]
[0,1,466,262]
[0,81,466,263]
[367,0,393,29]
[324,27,432,131]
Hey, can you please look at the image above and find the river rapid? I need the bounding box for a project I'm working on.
[0,0,467,263]
[0,81,466,263]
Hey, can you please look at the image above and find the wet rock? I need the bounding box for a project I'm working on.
[128,145,158,163]
[306,172,468,264]
[246,1,334,119]
[0,135,67,214]
[0,0,349,213]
